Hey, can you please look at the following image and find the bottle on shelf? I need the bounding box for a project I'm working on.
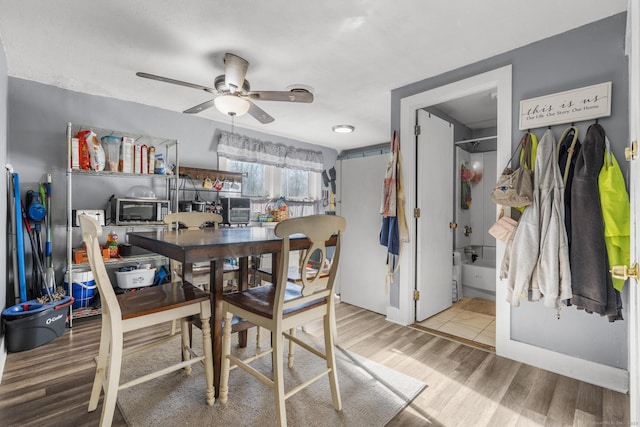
[105,231,119,258]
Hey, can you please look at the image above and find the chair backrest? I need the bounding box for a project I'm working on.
[163,212,223,230]
[274,215,346,312]
[79,214,122,322]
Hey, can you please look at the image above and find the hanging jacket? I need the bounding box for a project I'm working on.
[531,129,572,309]
[598,138,630,292]
[557,126,581,246]
[570,123,623,321]
[501,130,571,310]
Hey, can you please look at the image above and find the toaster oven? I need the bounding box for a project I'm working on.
[220,197,251,225]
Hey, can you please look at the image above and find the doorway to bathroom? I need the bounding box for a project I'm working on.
[396,65,512,354]
[413,90,498,350]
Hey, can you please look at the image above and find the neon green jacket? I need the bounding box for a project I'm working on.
[598,144,630,291]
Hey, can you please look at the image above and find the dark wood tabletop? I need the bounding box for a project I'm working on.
[127,226,334,397]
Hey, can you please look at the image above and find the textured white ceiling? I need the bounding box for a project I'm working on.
[0,1,627,151]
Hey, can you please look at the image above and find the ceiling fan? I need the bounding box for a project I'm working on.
[136,53,313,124]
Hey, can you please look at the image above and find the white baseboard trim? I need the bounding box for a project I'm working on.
[499,338,629,393]
[386,306,408,325]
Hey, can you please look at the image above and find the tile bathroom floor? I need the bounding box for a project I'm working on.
[413,297,496,351]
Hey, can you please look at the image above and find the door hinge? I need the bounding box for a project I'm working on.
[625,141,638,161]
[413,290,420,300]
[414,208,420,218]
[414,125,421,136]
[449,222,458,229]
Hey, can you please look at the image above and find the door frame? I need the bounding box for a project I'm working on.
[393,65,512,331]
[628,0,639,418]
[394,64,628,392]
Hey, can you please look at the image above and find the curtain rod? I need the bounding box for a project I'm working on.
[454,135,497,145]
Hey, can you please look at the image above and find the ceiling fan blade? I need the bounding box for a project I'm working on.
[183,99,217,114]
[246,99,275,124]
[246,90,314,103]
[136,72,215,93]
[224,53,249,94]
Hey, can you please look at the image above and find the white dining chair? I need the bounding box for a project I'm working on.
[79,214,214,427]
[219,214,346,427]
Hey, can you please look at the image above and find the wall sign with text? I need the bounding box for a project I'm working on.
[519,82,612,130]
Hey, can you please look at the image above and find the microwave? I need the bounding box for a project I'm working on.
[109,198,170,225]
[220,197,251,225]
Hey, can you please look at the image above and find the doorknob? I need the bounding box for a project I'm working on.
[610,263,639,281]
[449,222,457,229]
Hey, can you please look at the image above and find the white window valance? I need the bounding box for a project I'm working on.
[218,131,324,172]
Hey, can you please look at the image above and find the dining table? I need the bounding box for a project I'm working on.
[127,225,336,397]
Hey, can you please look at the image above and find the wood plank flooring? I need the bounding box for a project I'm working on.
[0,301,630,426]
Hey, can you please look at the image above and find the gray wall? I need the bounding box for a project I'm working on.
[6,79,338,292]
[391,13,629,369]
[1,28,8,363]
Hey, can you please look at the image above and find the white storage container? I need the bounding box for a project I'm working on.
[115,268,156,289]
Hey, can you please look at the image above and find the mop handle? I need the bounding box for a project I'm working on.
[13,173,27,302]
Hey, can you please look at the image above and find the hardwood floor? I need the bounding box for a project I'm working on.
[0,302,630,426]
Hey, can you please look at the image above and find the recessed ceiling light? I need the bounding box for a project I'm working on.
[332,125,355,134]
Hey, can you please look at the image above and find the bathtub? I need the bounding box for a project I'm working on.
[459,246,496,300]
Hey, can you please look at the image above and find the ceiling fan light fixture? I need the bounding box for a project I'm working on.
[332,124,355,134]
[214,94,250,116]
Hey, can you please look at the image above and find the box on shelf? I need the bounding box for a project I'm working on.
[73,247,109,264]
[115,268,156,289]
[119,136,134,173]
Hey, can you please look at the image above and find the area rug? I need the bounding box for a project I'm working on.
[117,329,427,427]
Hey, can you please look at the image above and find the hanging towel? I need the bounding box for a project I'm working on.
[598,137,630,292]
[557,126,581,246]
[570,123,623,321]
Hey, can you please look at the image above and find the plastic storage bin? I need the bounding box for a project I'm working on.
[2,296,74,352]
[115,268,156,289]
[64,270,97,309]
[100,135,121,172]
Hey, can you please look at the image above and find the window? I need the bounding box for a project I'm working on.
[224,159,267,197]
[219,157,321,200]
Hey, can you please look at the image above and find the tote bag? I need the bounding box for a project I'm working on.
[491,133,534,207]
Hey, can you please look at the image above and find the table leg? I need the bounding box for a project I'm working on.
[237,257,249,348]
[210,259,224,398]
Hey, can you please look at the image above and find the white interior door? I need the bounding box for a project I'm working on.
[416,110,455,321]
[628,0,639,419]
[338,155,389,314]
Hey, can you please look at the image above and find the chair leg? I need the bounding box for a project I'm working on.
[220,309,233,404]
[200,305,215,406]
[88,323,111,412]
[287,328,295,368]
[99,332,124,427]
[181,318,192,375]
[273,326,287,427]
[256,326,261,347]
[324,312,342,411]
